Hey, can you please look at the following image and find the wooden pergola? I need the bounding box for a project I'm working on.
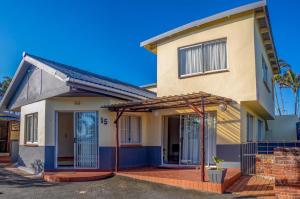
[102,91,232,182]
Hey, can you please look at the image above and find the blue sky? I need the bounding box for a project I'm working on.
[0,0,299,114]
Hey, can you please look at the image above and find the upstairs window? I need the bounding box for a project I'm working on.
[120,116,141,144]
[25,113,38,144]
[262,56,270,91]
[179,39,227,77]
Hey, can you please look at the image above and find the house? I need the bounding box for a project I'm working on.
[0,97,20,163]
[0,1,279,174]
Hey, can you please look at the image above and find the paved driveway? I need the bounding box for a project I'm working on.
[0,166,248,199]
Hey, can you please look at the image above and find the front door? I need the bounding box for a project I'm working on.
[74,112,98,168]
[0,121,9,153]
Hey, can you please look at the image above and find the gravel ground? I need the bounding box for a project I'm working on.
[0,166,250,199]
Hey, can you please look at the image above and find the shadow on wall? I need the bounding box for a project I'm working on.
[217,104,241,144]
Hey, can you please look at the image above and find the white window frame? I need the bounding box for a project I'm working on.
[120,115,141,145]
[25,113,38,144]
[257,119,264,141]
[178,38,228,78]
[262,56,270,92]
[246,113,254,142]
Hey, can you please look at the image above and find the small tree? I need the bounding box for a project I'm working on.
[0,76,12,96]
[274,69,300,116]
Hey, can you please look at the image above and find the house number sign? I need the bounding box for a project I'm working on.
[101,117,108,125]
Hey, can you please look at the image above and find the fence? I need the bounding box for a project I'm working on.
[241,141,300,175]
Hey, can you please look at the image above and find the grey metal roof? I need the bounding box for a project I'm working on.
[25,53,156,99]
[0,53,156,111]
[140,1,266,47]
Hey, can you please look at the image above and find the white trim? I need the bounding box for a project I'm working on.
[180,69,229,78]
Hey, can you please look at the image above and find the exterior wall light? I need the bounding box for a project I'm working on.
[218,103,227,112]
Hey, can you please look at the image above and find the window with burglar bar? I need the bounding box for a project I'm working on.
[120,115,141,144]
[25,113,38,144]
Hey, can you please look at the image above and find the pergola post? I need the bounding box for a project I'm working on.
[185,98,205,182]
[200,97,205,182]
[114,108,125,172]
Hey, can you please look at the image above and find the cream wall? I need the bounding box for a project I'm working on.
[156,13,257,104]
[44,97,160,147]
[20,100,46,146]
[240,103,266,142]
[147,103,241,146]
[254,21,275,117]
[45,97,123,147]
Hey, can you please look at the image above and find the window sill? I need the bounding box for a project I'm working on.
[179,69,229,79]
[120,144,143,148]
[24,143,39,147]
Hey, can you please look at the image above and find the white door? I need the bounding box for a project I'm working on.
[74,112,98,168]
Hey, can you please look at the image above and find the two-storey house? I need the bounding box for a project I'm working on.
[0,1,278,173]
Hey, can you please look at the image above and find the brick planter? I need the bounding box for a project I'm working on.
[256,154,274,179]
[273,147,300,199]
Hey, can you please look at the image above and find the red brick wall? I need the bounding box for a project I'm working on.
[273,148,300,199]
[256,154,274,179]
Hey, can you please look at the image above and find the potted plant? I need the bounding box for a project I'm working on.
[208,156,227,183]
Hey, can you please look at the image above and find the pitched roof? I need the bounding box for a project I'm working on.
[25,53,156,99]
[0,53,156,110]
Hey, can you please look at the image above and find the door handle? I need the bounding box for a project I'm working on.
[74,138,77,143]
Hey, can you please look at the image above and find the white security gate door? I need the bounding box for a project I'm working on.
[74,112,98,168]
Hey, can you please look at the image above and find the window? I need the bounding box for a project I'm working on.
[179,39,227,77]
[262,56,269,91]
[257,119,264,141]
[25,113,38,144]
[120,116,141,144]
[246,113,254,142]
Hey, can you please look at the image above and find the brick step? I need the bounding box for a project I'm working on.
[43,171,114,183]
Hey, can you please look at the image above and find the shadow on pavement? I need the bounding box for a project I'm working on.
[0,166,56,188]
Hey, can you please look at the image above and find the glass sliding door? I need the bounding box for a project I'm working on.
[205,112,217,165]
[180,115,200,165]
[74,112,98,168]
[180,112,216,165]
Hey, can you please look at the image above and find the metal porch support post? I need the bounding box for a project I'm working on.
[115,110,120,172]
[114,108,125,172]
[200,97,205,182]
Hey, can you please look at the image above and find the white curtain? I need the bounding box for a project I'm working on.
[205,113,217,165]
[181,113,216,165]
[130,116,141,144]
[181,115,200,165]
[179,39,227,76]
[120,116,141,144]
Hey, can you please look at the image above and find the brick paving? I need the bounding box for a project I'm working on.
[226,175,275,198]
[117,167,241,193]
